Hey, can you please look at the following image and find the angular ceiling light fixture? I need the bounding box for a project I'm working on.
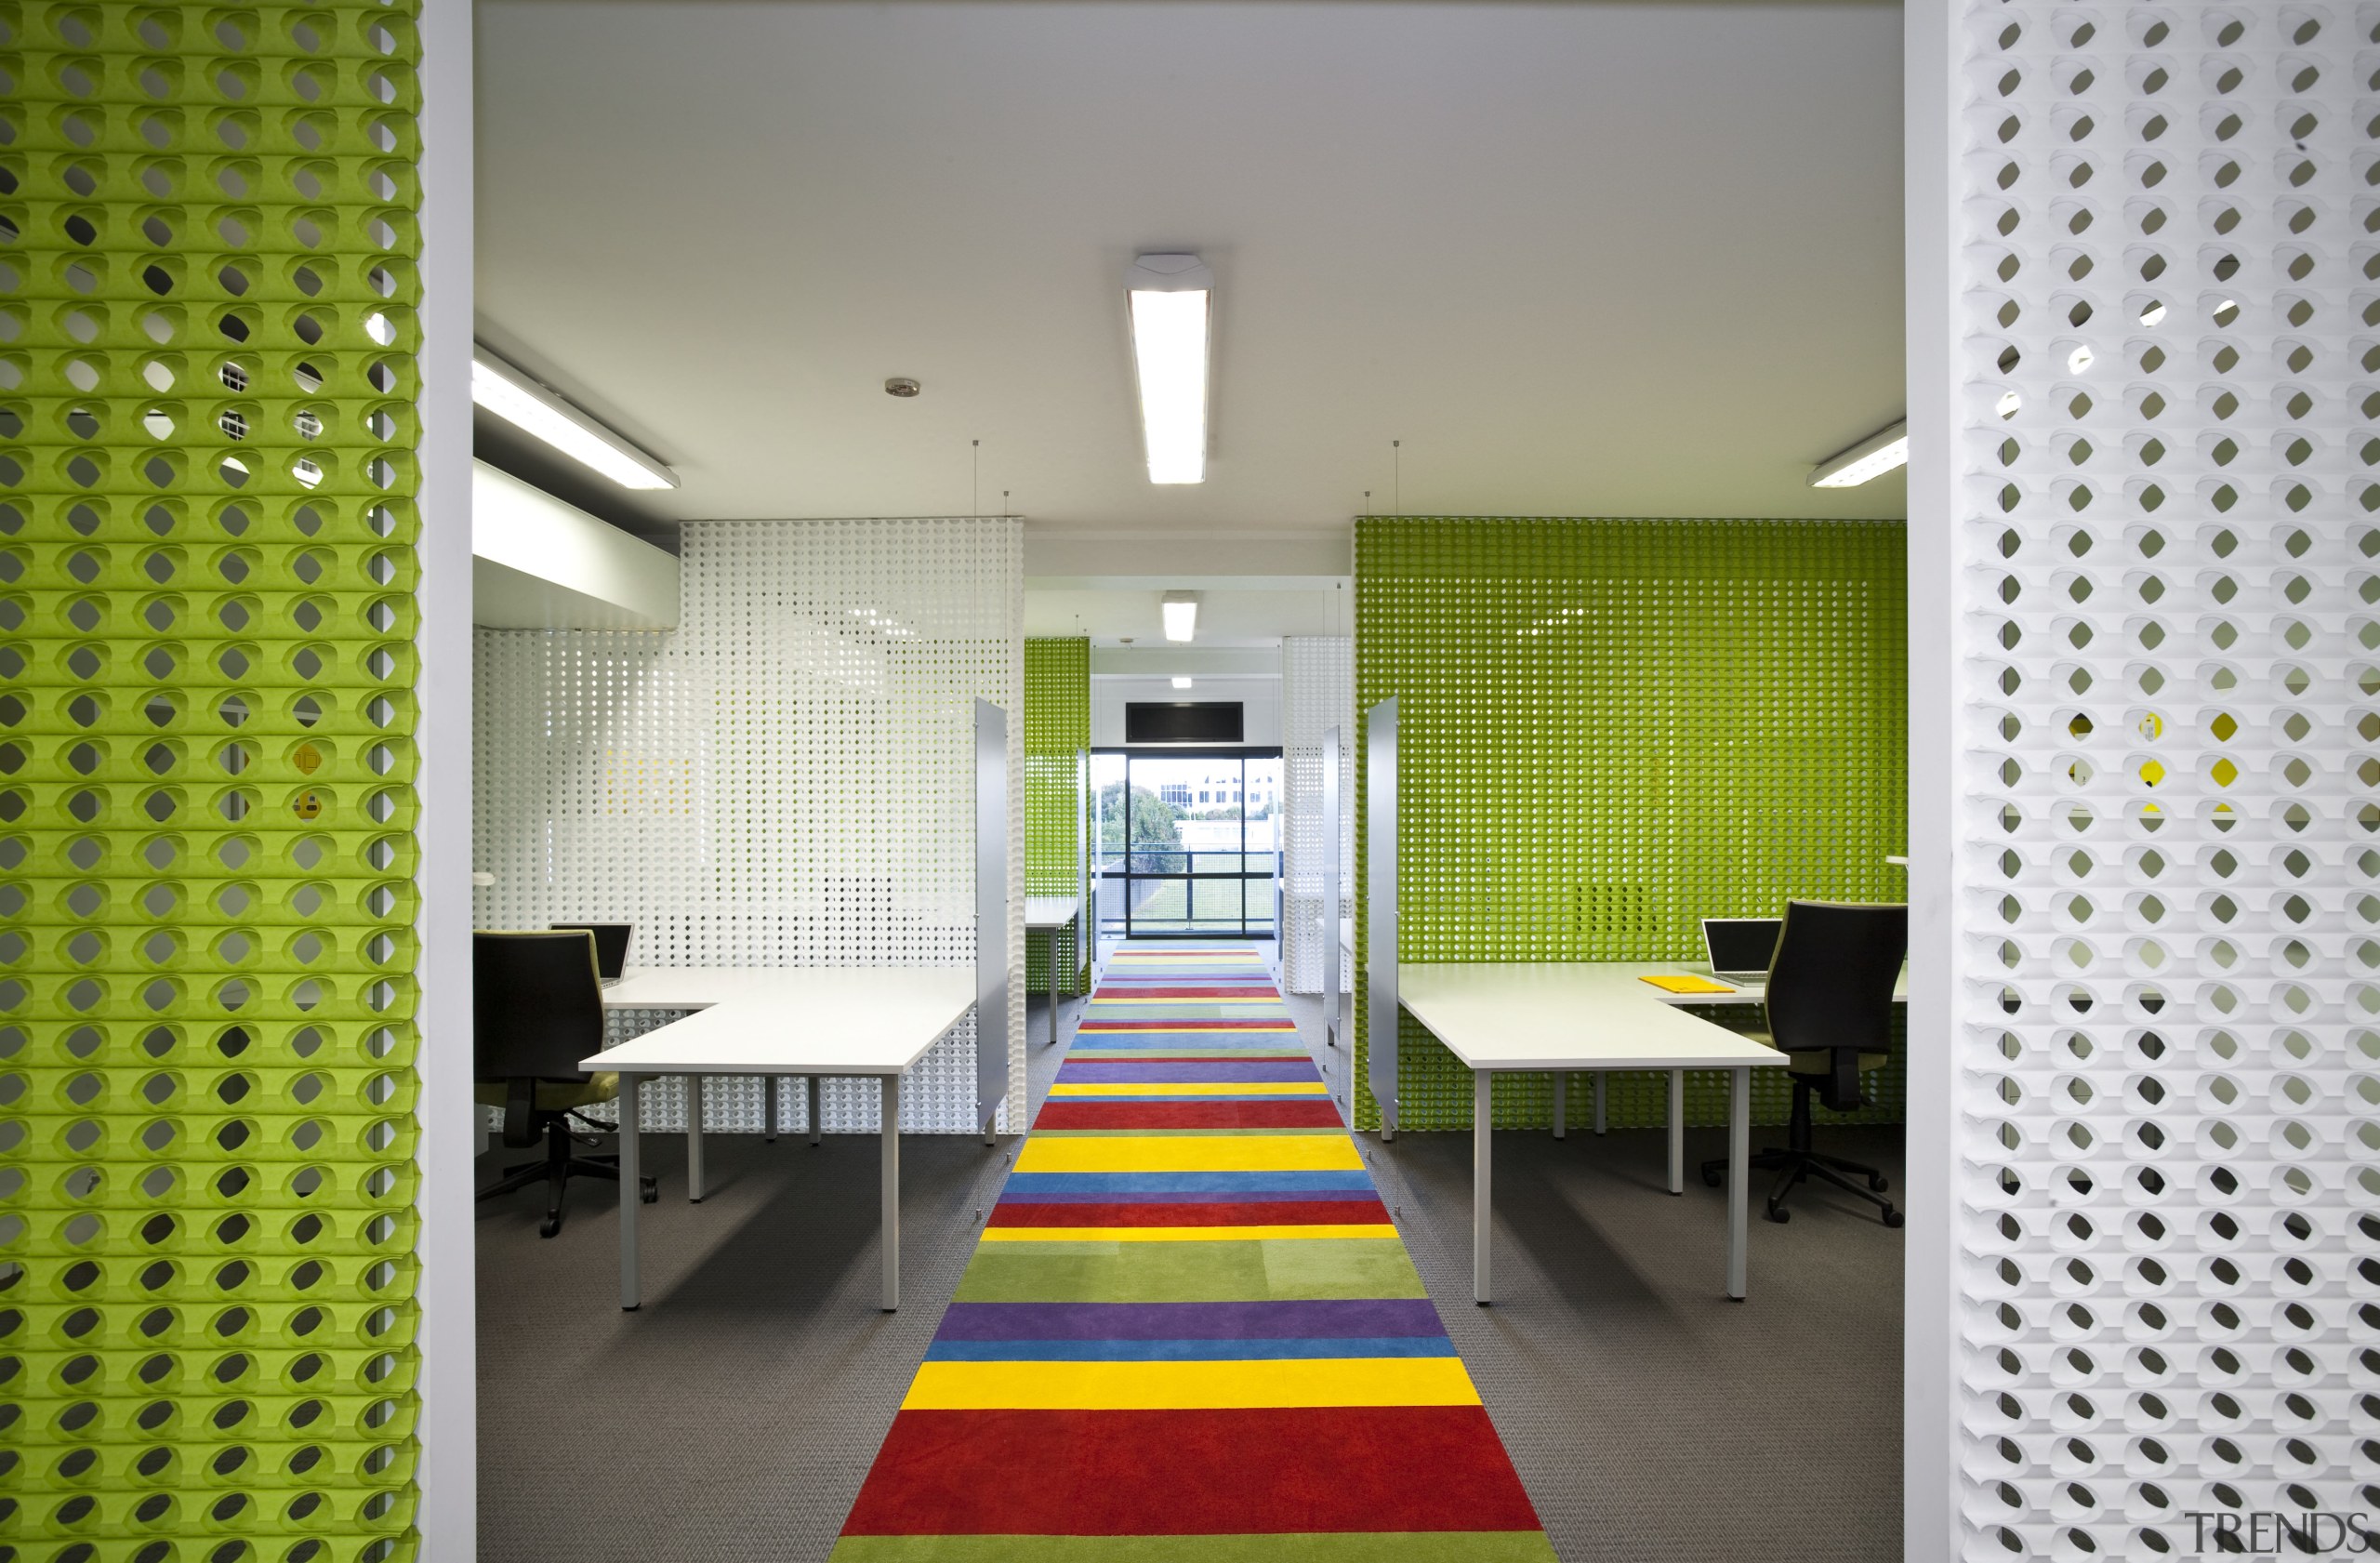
[471,345,678,490]
[1806,418,1909,488]
[1161,590,1200,643]
[1127,254,1213,484]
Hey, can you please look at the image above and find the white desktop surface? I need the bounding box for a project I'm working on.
[1399,963,1786,1072]
[586,966,973,1076]
[1024,896,1081,929]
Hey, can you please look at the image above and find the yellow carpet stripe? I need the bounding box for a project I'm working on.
[901,1358,1480,1411]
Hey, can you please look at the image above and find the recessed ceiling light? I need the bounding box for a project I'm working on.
[1161,590,1199,642]
[1127,254,1211,484]
[472,347,677,490]
[1171,676,1194,690]
[1807,419,1909,489]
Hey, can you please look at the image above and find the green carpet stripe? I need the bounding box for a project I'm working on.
[955,1238,1427,1303]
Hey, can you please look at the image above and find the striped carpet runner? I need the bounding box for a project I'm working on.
[832,942,1554,1561]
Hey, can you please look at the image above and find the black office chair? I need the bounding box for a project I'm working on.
[550,921,631,981]
[1700,900,1907,1227]
[474,930,656,1237]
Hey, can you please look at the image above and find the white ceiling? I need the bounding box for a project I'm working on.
[474,1,1906,538]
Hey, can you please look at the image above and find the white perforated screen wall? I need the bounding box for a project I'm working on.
[1283,636,1355,994]
[473,517,1025,1134]
[1950,6,2373,1556]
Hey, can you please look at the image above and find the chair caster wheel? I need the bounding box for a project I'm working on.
[1765,1204,1790,1225]
[538,1215,561,1238]
[1882,1206,1904,1228]
[640,1177,659,1204]
[1700,1167,1723,1189]
[1870,1174,1890,1193]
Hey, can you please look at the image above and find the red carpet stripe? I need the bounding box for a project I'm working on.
[842,1407,1541,1536]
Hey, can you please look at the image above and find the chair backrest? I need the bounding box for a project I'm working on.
[550,921,631,979]
[474,931,606,1083]
[1764,900,1908,1060]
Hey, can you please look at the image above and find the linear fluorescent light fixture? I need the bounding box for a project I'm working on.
[1171,676,1194,690]
[1807,418,1909,489]
[1161,591,1200,643]
[471,346,678,490]
[1127,254,1213,484]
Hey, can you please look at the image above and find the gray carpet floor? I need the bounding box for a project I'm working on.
[477,974,1902,1562]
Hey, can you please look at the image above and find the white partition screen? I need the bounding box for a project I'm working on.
[474,517,1026,1133]
[1366,696,1400,1137]
[975,699,1012,1135]
[1940,7,2370,1556]
[1284,635,1355,993]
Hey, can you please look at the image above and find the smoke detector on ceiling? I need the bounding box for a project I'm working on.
[884,377,920,398]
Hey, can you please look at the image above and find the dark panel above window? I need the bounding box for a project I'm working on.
[1126,702,1245,744]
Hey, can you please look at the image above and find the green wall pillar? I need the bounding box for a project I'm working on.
[4,5,428,1555]
[1024,637,1090,992]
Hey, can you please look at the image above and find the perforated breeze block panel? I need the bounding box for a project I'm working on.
[1352,518,1908,1133]
[0,2,428,1557]
[1024,636,1087,992]
[1282,635,1353,995]
[1948,5,2374,1556]
[473,518,1025,1135]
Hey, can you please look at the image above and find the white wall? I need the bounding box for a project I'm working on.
[1901,0,1954,1554]
[1093,674,1282,748]
[472,460,680,629]
[414,0,476,1549]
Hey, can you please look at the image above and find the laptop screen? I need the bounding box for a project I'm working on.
[1701,917,1782,976]
[552,923,631,980]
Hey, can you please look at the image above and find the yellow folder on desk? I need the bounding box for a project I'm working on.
[1640,974,1737,995]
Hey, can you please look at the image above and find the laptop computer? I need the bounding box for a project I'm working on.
[552,922,631,985]
[1699,917,1782,985]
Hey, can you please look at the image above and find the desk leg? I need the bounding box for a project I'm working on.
[1050,936,1060,1048]
[686,1075,706,1202]
[764,1076,778,1143]
[1726,1066,1749,1301]
[1667,1069,1685,1195]
[1551,1073,1567,1141]
[807,1075,823,1146]
[618,1074,642,1310]
[1593,1073,1606,1136]
[881,1074,902,1312]
[1474,1069,1493,1306]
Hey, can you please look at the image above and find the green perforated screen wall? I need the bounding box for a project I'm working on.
[1023,637,1088,993]
[3,4,426,1557]
[1353,517,1907,1132]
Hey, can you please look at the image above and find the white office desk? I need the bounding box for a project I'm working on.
[1024,895,1082,1047]
[586,966,974,1311]
[1399,963,1787,1304]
